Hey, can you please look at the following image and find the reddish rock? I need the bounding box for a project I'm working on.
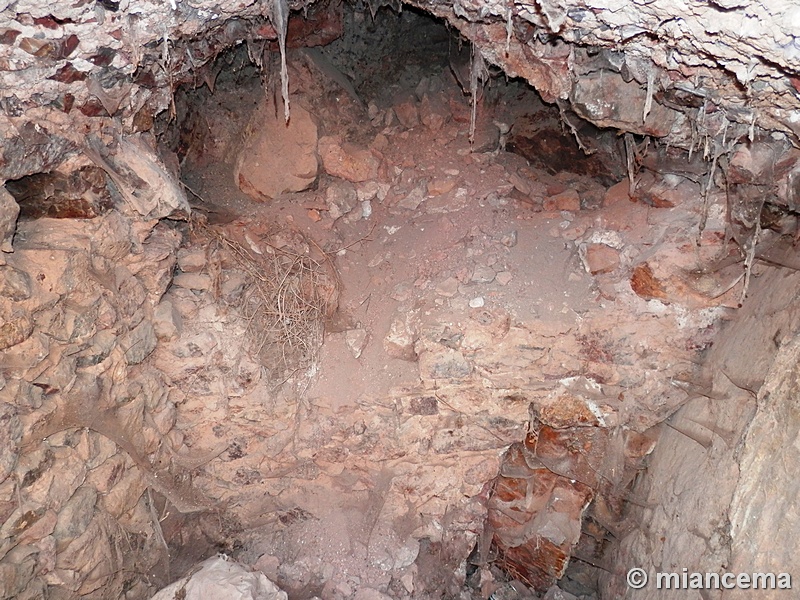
[540,392,604,428]
[419,94,450,132]
[489,422,596,592]
[584,243,620,274]
[571,71,680,137]
[78,98,110,117]
[544,188,580,211]
[0,29,20,45]
[427,177,456,196]
[728,142,781,184]
[602,180,631,207]
[4,167,113,220]
[264,0,343,50]
[318,136,379,183]
[630,263,667,300]
[393,94,420,129]
[235,104,319,201]
[48,63,87,83]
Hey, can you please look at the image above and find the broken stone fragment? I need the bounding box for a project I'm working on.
[356,180,380,202]
[235,103,319,200]
[120,320,156,365]
[630,263,667,300]
[0,312,33,351]
[602,180,631,207]
[471,122,501,153]
[172,272,212,291]
[427,177,456,196]
[75,329,117,369]
[153,300,182,341]
[419,93,450,132]
[318,136,379,183]
[418,348,472,380]
[468,296,485,308]
[508,172,531,195]
[571,72,680,138]
[489,430,594,592]
[544,189,580,212]
[325,180,358,219]
[435,276,460,297]
[353,587,393,600]
[0,29,21,45]
[471,265,496,284]
[728,141,783,184]
[150,556,288,600]
[495,271,513,286]
[384,316,417,361]
[0,402,21,485]
[0,265,32,300]
[53,486,97,548]
[583,243,620,275]
[176,247,206,273]
[345,327,369,359]
[84,134,190,220]
[0,187,19,260]
[398,185,426,210]
[393,93,420,129]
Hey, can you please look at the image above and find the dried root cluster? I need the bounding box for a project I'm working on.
[196,218,339,382]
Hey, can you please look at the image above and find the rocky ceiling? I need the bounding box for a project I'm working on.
[2,0,800,180]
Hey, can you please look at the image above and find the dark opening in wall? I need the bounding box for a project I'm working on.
[4,167,113,219]
[160,1,627,216]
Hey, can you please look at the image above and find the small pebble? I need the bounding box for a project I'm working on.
[469,296,485,308]
[496,271,513,286]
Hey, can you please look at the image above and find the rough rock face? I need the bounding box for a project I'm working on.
[1,0,800,149]
[602,261,800,599]
[2,0,800,598]
[0,210,187,599]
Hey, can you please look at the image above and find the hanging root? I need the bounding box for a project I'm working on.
[642,68,655,124]
[268,0,291,123]
[557,101,595,155]
[624,133,638,194]
[740,217,761,305]
[469,44,488,145]
[505,0,513,57]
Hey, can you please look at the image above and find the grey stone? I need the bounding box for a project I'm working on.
[0,186,20,259]
[176,247,207,273]
[398,185,426,211]
[436,276,460,297]
[53,485,97,543]
[153,300,182,341]
[346,327,369,359]
[121,320,157,365]
[0,265,32,300]
[471,266,496,284]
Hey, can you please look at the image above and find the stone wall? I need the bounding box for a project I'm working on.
[602,260,800,599]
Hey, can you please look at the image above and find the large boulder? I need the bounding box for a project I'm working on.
[234,103,320,201]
